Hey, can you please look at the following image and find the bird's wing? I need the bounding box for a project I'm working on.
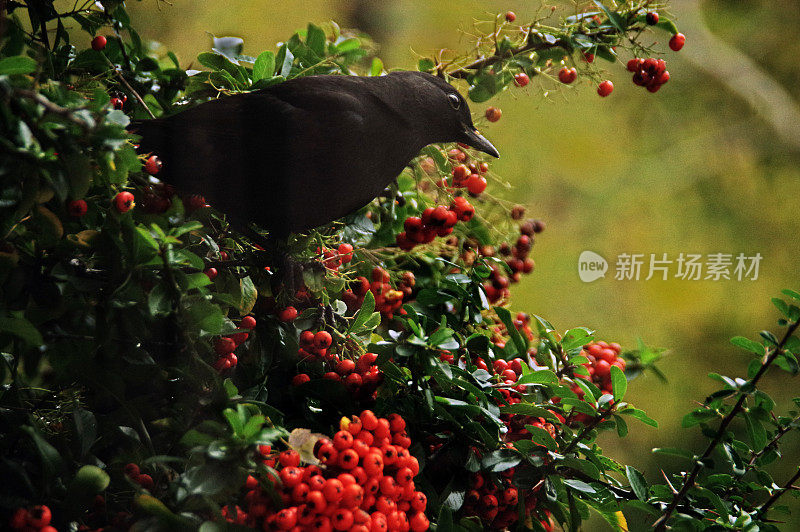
[133,91,295,232]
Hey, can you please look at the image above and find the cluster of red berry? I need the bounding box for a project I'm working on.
[626,57,670,93]
[461,470,537,529]
[396,200,472,252]
[447,161,489,196]
[320,243,355,271]
[124,462,154,490]
[212,315,257,372]
[297,329,334,360]
[228,412,429,531]
[482,218,543,303]
[109,92,127,110]
[577,340,626,393]
[10,505,56,532]
[343,269,415,320]
[294,350,384,400]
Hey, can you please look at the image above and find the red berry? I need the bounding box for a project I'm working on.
[28,505,52,528]
[484,107,502,122]
[91,35,107,51]
[323,478,345,502]
[558,67,577,84]
[409,512,429,532]
[646,12,659,25]
[292,373,311,386]
[338,448,359,469]
[332,508,354,531]
[136,473,154,489]
[241,315,257,329]
[144,155,162,175]
[338,243,354,263]
[626,58,643,72]
[513,72,530,87]
[582,52,595,63]
[505,11,516,23]
[597,80,614,97]
[279,449,301,467]
[124,462,140,477]
[314,330,333,349]
[360,410,379,431]
[113,191,135,213]
[280,466,303,488]
[388,413,406,433]
[669,33,686,52]
[186,194,207,211]
[214,336,236,355]
[275,507,298,530]
[204,267,218,280]
[67,199,88,217]
[466,175,487,195]
[279,306,298,322]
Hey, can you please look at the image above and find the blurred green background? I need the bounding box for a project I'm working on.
[125,1,800,528]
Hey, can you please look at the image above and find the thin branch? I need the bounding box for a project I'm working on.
[654,318,800,531]
[757,467,800,518]
[746,414,800,469]
[104,55,155,119]
[11,88,93,130]
[446,25,619,79]
[562,407,614,455]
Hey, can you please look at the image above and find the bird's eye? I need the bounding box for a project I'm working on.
[447,93,461,110]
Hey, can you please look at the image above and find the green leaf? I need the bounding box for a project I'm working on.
[516,369,558,385]
[500,403,561,424]
[743,412,767,451]
[306,24,326,57]
[253,50,275,82]
[21,425,64,479]
[610,365,627,401]
[0,55,37,75]
[524,425,559,451]
[563,478,596,494]
[239,276,257,315]
[619,408,658,428]
[494,306,528,355]
[0,316,43,346]
[652,447,694,459]
[370,57,384,77]
[182,296,225,336]
[625,465,648,501]
[223,408,245,436]
[730,336,765,355]
[481,449,522,472]
[593,1,626,33]
[468,70,513,103]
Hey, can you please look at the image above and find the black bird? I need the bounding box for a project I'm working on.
[132,71,499,239]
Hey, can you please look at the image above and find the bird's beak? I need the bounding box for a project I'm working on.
[462,128,500,158]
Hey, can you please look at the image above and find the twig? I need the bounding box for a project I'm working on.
[11,88,93,130]
[654,318,800,531]
[446,26,618,79]
[757,467,800,518]
[746,414,800,469]
[561,407,614,455]
[104,55,155,119]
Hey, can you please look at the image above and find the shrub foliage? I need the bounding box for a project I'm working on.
[1,1,799,531]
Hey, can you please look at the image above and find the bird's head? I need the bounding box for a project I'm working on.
[386,71,500,158]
